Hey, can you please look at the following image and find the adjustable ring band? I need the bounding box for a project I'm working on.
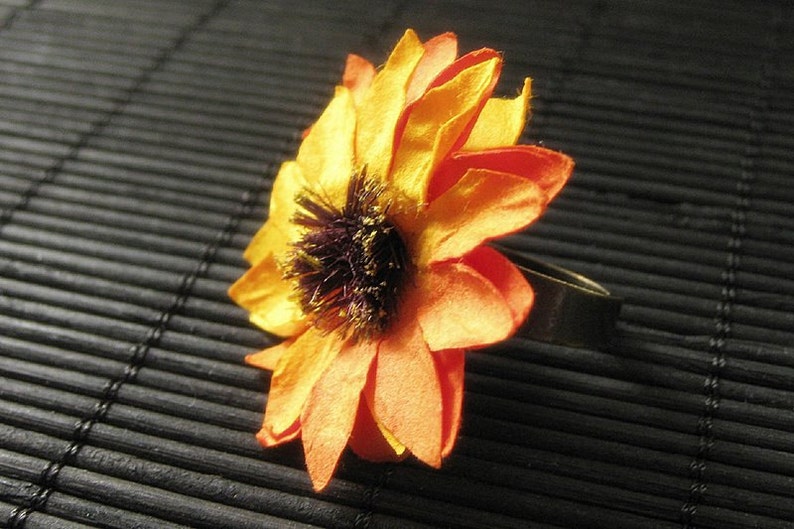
[494,245,622,350]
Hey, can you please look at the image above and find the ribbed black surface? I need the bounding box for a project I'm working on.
[0,1,792,528]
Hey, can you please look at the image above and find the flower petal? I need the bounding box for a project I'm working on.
[255,417,301,448]
[415,261,517,351]
[356,29,425,180]
[232,31,576,490]
[462,77,532,152]
[301,338,378,491]
[435,349,466,458]
[246,345,285,372]
[263,329,342,436]
[349,398,405,462]
[405,32,458,105]
[244,161,305,265]
[296,86,356,208]
[369,310,443,467]
[229,256,307,338]
[415,168,545,265]
[389,51,501,211]
[342,54,376,107]
[463,245,534,329]
[429,145,574,203]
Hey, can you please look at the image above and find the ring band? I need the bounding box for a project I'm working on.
[494,245,622,349]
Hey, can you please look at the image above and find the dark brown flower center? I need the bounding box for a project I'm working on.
[286,169,410,339]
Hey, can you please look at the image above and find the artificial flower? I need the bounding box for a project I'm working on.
[230,29,573,491]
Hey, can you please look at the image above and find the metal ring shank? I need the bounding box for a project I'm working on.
[494,245,622,349]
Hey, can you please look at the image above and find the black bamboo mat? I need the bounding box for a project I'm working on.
[1,1,792,528]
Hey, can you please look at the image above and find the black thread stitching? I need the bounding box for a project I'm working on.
[7,180,262,529]
[678,6,784,528]
[0,0,40,33]
[353,466,393,529]
[5,1,232,526]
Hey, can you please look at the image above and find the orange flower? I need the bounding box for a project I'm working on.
[229,29,573,491]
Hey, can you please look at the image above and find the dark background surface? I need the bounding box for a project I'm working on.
[1,1,793,528]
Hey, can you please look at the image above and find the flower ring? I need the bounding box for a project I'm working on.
[229,29,618,491]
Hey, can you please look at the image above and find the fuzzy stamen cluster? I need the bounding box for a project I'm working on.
[286,170,410,339]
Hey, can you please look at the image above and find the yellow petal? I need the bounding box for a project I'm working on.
[296,86,356,208]
[389,55,501,211]
[264,329,342,435]
[301,339,378,491]
[462,77,531,151]
[414,168,545,265]
[355,29,425,180]
[228,256,306,338]
[373,418,408,457]
[244,161,305,265]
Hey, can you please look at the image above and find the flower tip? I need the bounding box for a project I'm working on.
[414,444,443,469]
[426,30,458,47]
[310,477,331,493]
[557,150,576,186]
[255,426,283,448]
[402,27,420,41]
[227,279,241,302]
[256,417,301,448]
[306,457,337,493]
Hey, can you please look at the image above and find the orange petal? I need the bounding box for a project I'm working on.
[244,161,306,265]
[415,261,517,351]
[369,311,443,467]
[434,349,466,458]
[349,398,405,462]
[430,145,574,203]
[255,417,301,448]
[301,339,378,491]
[246,345,285,372]
[389,51,501,212]
[405,32,458,105]
[228,257,307,338]
[247,336,293,371]
[356,29,425,180]
[414,167,545,265]
[462,78,532,151]
[342,54,376,107]
[462,245,534,329]
[296,86,356,208]
[263,329,342,436]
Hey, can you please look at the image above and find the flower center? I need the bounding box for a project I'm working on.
[286,169,410,339]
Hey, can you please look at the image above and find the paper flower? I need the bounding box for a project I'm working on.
[230,29,573,491]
